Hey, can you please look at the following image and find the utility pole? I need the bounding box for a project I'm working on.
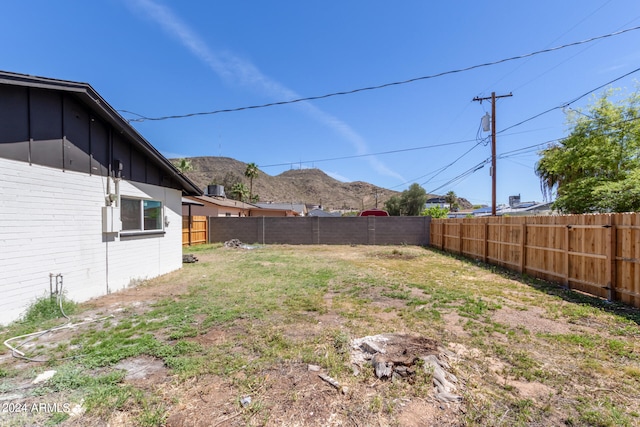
[472,92,512,216]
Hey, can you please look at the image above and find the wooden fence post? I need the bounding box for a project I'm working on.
[422,214,637,310]
[605,218,616,302]
[484,222,489,263]
[188,205,193,247]
[564,225,570,289]
[520,223,527,274]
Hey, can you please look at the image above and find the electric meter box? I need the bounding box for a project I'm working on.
[102,206,122,233]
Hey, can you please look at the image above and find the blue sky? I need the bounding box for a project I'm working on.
[3,1,640,206]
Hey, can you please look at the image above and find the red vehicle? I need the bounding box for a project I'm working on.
[358,209,390,217]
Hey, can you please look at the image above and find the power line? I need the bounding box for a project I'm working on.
[420,110,640,196]
[263,68,640,195]
[426,67,640,204]
[499,65,640,134]
[385,128,550,190]
[428,160,489,195]
[499,141,553,157]
[259,138,477,168]
[420,141,485,187]
[119,26,640,123]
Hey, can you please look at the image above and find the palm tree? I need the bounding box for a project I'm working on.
[445,191,458,211]
[230,182,249,202]
[244,162,259,202]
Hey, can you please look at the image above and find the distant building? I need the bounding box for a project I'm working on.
[425,197,448,209]
[183,195,256,217]
[498,202,554,216]
[308,208,341,217]
[447,210,474,218]
[473,202,554,217]
[255,202,307,216]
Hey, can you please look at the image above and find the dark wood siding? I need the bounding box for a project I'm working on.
[63,96,91,173]
[90,118,109,177]
[112,133,131,179]
[0,85,29,161]
[0,82,187,191]
[147,163,161,186]
[29,89,63,169]
[131,148,146,182]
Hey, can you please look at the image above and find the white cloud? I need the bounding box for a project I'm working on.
[325,170,351,182]
[160,151,189,160]
[127,0,404,182]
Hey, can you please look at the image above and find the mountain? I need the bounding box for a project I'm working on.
[176,156,471,211]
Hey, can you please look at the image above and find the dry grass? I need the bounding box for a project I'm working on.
[1,244,639,426]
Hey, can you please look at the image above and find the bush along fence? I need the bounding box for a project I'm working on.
[430,213,640,309]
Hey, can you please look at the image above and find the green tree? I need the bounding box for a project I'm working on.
[230,182,249,202]
[383,183,428,216]
[421,205,449,218]
[403,183,428,215]
[384,195,402,216]
[244,162,259,203]
[174,158,193,173]
[593,169,640,212]
[536,87,640,213]
[444,191,458,211]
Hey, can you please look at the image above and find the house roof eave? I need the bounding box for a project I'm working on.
[0,71,202,196]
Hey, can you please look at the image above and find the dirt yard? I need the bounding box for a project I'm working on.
[1,244,639,427]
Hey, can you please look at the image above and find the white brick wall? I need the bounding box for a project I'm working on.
[0,158,184,325]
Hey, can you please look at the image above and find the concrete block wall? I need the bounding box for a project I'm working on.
[209,216,430,246]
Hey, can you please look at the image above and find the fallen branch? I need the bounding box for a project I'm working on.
[319,373,341,390]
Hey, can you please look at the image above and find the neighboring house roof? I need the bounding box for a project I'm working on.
[447,210,474,218]
[184,196,298,216]
[251,206,299,216]
[473,202,553,217]
[0,70,201,195]
[308,208,341,217]
[182,197,205,206]
[473,206,495,215]
[255,202,307,215]
[498,202,554,216]
[188,195,257,210]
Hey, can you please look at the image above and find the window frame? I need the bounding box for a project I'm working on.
[120,196,164,235]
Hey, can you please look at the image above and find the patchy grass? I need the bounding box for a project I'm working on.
[0,244,639,426]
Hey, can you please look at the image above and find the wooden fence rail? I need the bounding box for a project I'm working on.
[431,213,640,309]
[182,216,208,246]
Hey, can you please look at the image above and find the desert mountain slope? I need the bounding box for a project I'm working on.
[177,156,471,211]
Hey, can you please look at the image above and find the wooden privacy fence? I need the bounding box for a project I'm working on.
[182,216,208,246]
[430,213,640,309]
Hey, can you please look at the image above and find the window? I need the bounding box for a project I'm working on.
[121,197,163,232]
[144,200,162,230]
[121,198,141,230]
